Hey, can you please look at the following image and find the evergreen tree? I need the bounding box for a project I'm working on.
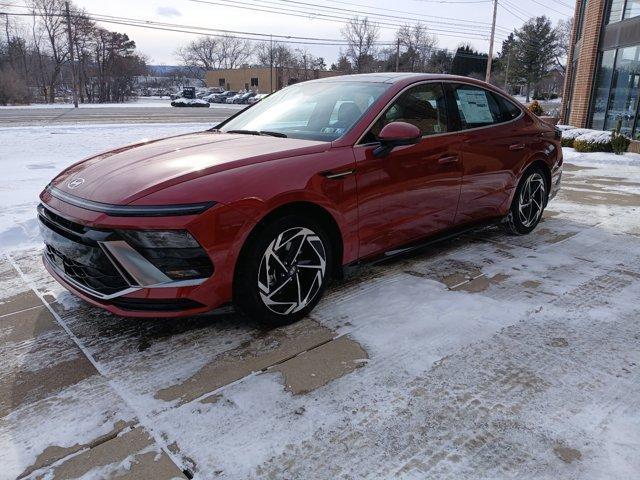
[512,16,559,101]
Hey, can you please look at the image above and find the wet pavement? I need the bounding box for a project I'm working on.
[2,151,640,479]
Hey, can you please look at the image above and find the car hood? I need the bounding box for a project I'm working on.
[49,132,328,205]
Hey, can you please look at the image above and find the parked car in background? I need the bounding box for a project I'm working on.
[38,73,562,326]
[225,92,245,104]
[247,93,269,105]
[234,92,257,104]
[209,91,237,103]
[202,92,221,102]
[170,97,210,107]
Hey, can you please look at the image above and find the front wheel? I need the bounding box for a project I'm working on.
[503,167,548,235]
[234,215,332,326]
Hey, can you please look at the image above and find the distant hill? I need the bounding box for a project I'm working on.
[148,65,184,76]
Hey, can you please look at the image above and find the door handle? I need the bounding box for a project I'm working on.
[438,155,459,164]
[321,169,356,179]
[509,143,526,151]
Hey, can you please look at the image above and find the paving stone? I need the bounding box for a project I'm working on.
[31,427,187,480]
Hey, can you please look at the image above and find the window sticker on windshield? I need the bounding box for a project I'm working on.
[457,89,494,124]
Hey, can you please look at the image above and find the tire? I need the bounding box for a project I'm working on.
[503,166,548,235]
[234,215,333,326]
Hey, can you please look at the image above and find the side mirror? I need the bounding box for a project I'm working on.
[373,122,422,157]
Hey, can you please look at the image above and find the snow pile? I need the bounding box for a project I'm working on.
[575,129,612,143]
[560,127,594,140]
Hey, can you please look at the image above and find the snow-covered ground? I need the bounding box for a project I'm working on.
[0,98,249,110]
[1,126,640,479]
[0,123,212,252]
[0,97,175,109]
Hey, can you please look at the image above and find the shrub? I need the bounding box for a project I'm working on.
[0,66,32,105]
[573,130,613,153]
[611,130,631,155]
[559,128,593,148]
[532,92,559,100]
[528,100,544,116]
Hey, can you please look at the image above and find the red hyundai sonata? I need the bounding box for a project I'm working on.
[39,73,562,325]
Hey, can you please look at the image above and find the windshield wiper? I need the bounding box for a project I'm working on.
[227,129,287,138]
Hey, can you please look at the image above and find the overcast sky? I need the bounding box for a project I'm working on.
[64,0,573,65]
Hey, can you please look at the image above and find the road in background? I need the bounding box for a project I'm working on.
[0,104,242,127]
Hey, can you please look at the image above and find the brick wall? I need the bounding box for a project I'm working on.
[562,0,607,127]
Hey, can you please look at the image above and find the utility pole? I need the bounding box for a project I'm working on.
[485,0,498,83]
[269,34,274,93]
[64,1,78,108]
[395,38,400,72]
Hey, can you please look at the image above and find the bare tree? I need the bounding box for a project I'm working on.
[175,36,219,77]
[176,35,253,75]
[341,16,380,73]
[217,35,254,69]
[31,0,68,102]
[396,23,437,72]
[554,18,573,73]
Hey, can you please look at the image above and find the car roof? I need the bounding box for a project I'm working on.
[311,72,475,84]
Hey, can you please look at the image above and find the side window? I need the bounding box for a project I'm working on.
[492,93,522,122]
[362,83,448,143]
[452,84,502,129]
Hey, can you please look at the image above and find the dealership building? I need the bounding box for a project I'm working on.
[563,0,640,137]
[205,67,339,93]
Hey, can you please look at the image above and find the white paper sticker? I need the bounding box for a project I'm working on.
[457,89,494,124]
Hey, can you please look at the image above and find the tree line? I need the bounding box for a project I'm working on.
[177,15,570,101]
[332,15,570,102]
[1,4,571,105]
[0,0,146,105]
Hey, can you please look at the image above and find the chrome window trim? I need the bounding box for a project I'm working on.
[354,79,525,148]
[47,186,216,217]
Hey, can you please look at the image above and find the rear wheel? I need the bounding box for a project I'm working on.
[234,215,332,326]
[503,167,548,235]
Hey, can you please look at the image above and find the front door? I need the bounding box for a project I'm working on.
[354,82,463,259]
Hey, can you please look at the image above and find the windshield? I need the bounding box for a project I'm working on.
[219,81,389,142]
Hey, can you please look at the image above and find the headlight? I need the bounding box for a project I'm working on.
[118,230,213,280]
[118,230,200,249]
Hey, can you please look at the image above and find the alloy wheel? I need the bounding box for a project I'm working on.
[257,227,327,315]
[518,172,546,228]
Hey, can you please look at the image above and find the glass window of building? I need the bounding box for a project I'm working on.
[604,46,640,136]
[576,0,588,36]
[625,0,640,19]
[608,0,626,23]
[591,50,617,130]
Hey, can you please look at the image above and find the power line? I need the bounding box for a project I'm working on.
[272,0,512,32]
[186,0,508,41]
[259,0,511,34]
[0,8,497,61]
[526,0,574,15]
[499,0,528,23]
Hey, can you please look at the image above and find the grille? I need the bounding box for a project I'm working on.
[45,245,130,296]
[39,205,131,297]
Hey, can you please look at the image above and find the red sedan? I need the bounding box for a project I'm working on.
[38,73,562,325]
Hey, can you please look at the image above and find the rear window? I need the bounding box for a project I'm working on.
[492,93,522,122]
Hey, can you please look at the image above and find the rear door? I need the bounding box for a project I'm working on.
[354,82,463,258]
[446,83,531,224]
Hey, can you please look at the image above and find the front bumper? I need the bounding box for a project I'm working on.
[39,203,214,316]
[37,190,251,317]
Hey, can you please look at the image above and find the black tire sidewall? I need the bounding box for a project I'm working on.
[234,215,333,326]
[508,167,549,235]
